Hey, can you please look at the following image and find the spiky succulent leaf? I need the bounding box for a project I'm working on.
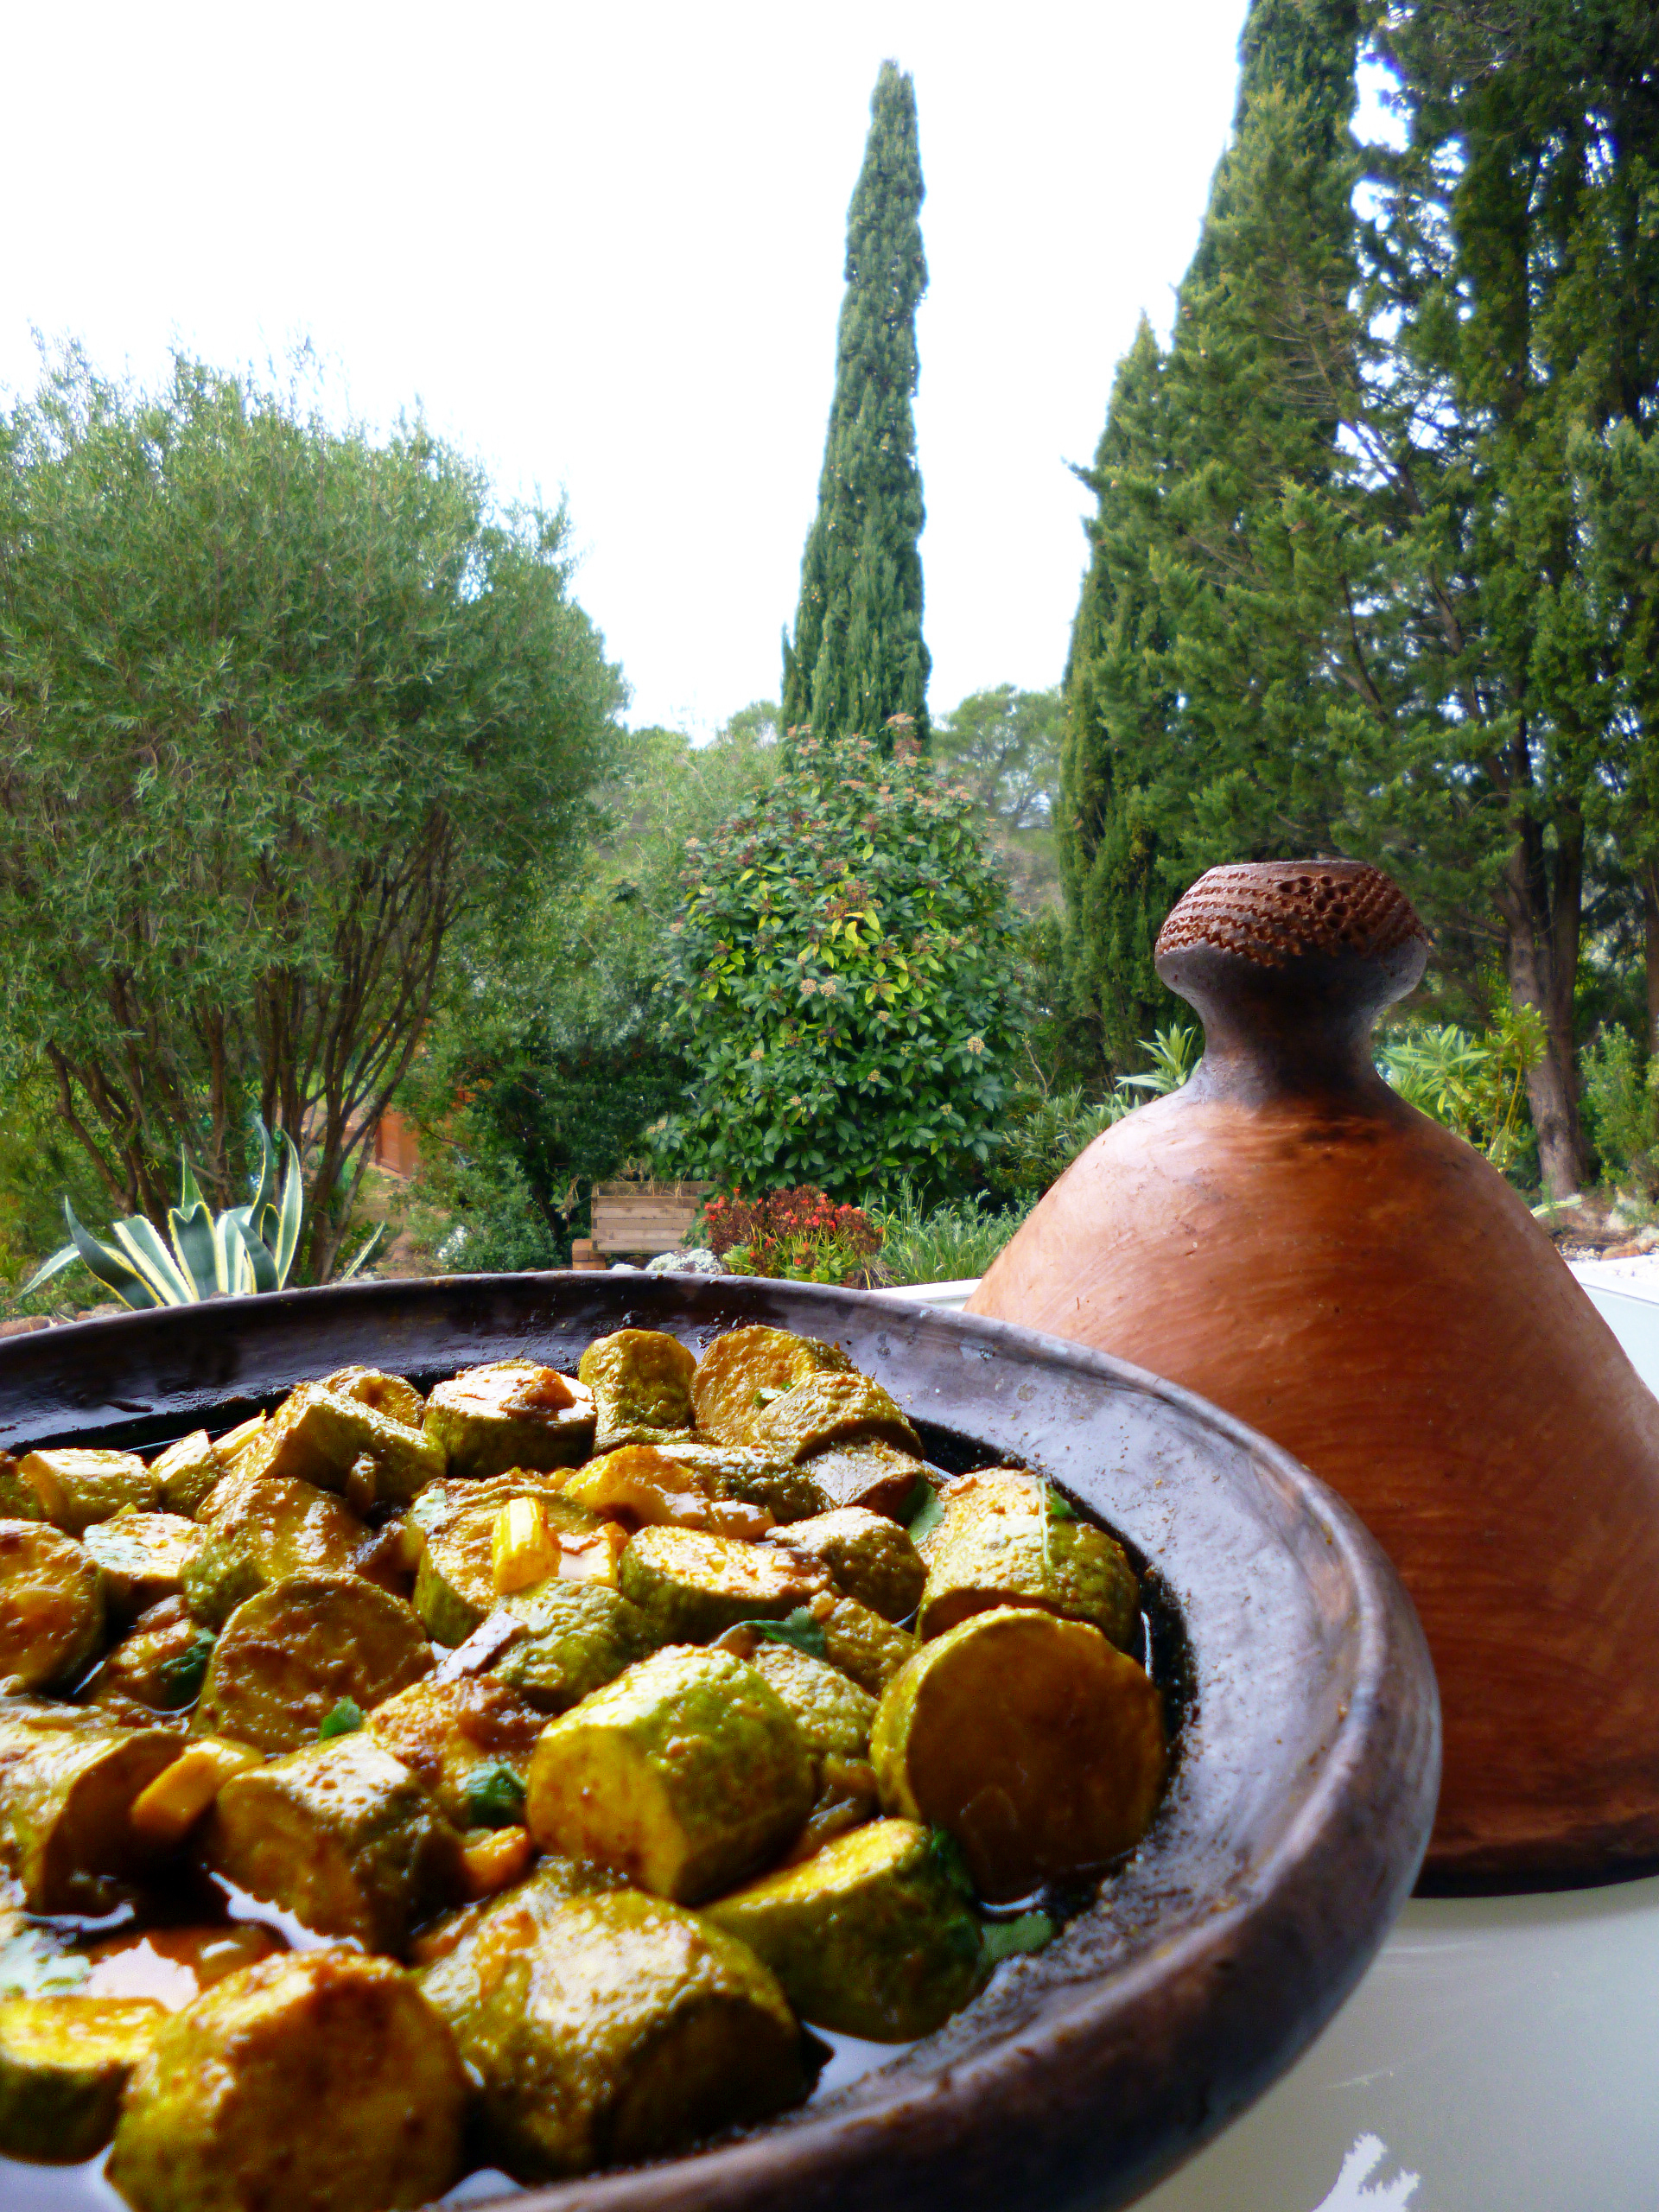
[337,1222,386,1283]
[61,1205,162,1310]
[270,1128,303,1286]
[168,1196,223,1300]
[13,1241,93,1305]
[230,1211,282,1294]
[108,1218,192,1306]
[245,1118,278,1222]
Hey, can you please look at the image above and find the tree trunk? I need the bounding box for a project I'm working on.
[1644,861,1659,1059]
[1500,821,1586,1199]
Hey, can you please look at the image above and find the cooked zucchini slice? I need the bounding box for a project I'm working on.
[619,1524,829,1643]
[705,1817,983,2040]
[563,1443,773,1540]
[490,1580,660,1714]
[577,1328,696,1452]
[0,1452,40,1522]
[818,1593,918,1694]
[525,1645,813,1903]
[409,1851,619,1968]
[418,1884,804,2179]
[182,1471,373,1628]
[423,1360,594,1479]
[918,1469,1141,1647]
[79,1597,215,1722]
[747,1642,876,1763]
[108,1950,467,2212]
[768,1506,925,1621]
[798,1436,935,1519]
[205,1734,463,1951]
[751,1370,923,1464]
[690,1325,853,1444]
[83,1511,203,1622]
[413,1473,614,1645]
[0,1518,105,1691]
[0,1994,163,2162]
[323,1364,428,1430]
[643,1438,830,1524]
[0,1719,184,1914]
[366,1675,545,1828]
[871,1605,1168,1901]
[236,1382,446,1511]
[14,1448,158,1535]
[148,1431,226,1519]
[195,1573,433,1753]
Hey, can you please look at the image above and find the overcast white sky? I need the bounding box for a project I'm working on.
[3,0,1251,735]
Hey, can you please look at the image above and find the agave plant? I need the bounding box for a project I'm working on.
[16,1119,384,1310]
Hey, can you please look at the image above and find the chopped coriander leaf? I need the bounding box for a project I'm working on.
[750,1607,828,1659]
[906,1484,945,1546]
[463,1761,528,1830]
[317,1696,364,1740]
[981,1911,1056,1964]
[927,1825,975,1897]
[155,1630,215,1707]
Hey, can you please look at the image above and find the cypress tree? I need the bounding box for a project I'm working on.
[783,60,931,749]
[1057,321,1185,1077]
[1062,0,1659,1192]
[1058,0,1363,1076]
[1336,0,1659,1192]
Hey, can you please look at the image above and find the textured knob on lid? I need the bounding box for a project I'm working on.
[971,857,1659,1889]
[1154,859,1428,968]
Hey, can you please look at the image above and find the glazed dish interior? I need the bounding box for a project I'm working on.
[0,1321,1188,2212]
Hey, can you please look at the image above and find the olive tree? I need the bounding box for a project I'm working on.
[0,349,622,1276]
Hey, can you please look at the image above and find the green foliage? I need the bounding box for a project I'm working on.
[0,1056,111,1302]
[868,1185,1036,1286]
[1116,1022,1201,1097]
[933,688,1063,831]
[935,686,1064,914]
[14,1118,383,1309]
[1378,1001,1547,1173]
[0,346,621,1279]
[1580,1027,1659,1183]
[783,63,931,747]
[651,735,1029,1203]
[405,713,780,1269]
[1058,0,1659,1198]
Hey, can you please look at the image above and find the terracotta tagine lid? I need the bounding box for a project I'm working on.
[969,858,1659,1890]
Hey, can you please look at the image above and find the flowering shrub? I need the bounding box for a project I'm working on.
[650,734,1029,1200]
[702,1186,883,1285]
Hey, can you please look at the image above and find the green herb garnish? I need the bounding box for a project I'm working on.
[980,1911,1056,1965]
[750,1607,828,1659]
[906,1484,945,1546]
[926,1826,975,1897]
[155,1629,215,1708]
[462,1761,528,1829]
[317,1697,364,1741]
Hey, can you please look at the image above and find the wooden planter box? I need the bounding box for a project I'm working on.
[590,1181,713,1257]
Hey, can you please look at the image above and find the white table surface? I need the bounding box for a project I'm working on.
[883,1264,1659,2212]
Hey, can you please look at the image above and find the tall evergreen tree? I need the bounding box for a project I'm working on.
[1334,0,1659,1191]
[1061,0,1656,1190]
[1058,0,1363,1077]
[783,60,931,749]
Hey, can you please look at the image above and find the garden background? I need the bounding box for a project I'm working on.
[3,0,1656,1313]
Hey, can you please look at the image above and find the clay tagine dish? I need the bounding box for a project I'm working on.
[0,1273,1436,2212]
[971,858,1659,1891]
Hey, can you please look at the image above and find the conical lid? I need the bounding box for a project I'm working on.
[972,860,1659,1888]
